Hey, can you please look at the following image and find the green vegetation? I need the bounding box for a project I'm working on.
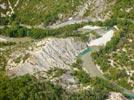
[13,0,85,25]
[0,58,121,100]
[112,0,134,19]
[0,74,66,100]
[72,59,91,84]
[0,0,86,25]
[0,41,16,47]
[47,68,65,78]
[0,22,31,37]
[0,22,91,40]
[0,48,11,72]
[9,0,18,6]
[71,59,120,99]
[0,17,9,25]
[90,0,134,91]
[92,20,134,90]
[0,0,133,99]
[0,0,85,25]
[0,73,117,100]
[13,53,30,64]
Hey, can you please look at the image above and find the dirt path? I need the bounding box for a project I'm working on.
[20,17,97,29]
[47,17,97,29]
[14,0,20,8]
[1,18,133,31]
[7,0,14,16]
[0,17,97,30]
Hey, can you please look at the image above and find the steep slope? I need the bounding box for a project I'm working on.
[0,0,116,26]
[7,37,87,76]
[7,27,115,76]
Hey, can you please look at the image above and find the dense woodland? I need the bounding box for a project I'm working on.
[0,60,120,100]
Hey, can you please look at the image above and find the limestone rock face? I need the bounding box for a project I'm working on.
[8,38,87,76]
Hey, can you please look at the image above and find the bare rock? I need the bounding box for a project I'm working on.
[106,92,128,100]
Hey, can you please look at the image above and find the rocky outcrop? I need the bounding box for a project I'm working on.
[8,37,87,76]
[88,29,114,46]
[106,92,128,100]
